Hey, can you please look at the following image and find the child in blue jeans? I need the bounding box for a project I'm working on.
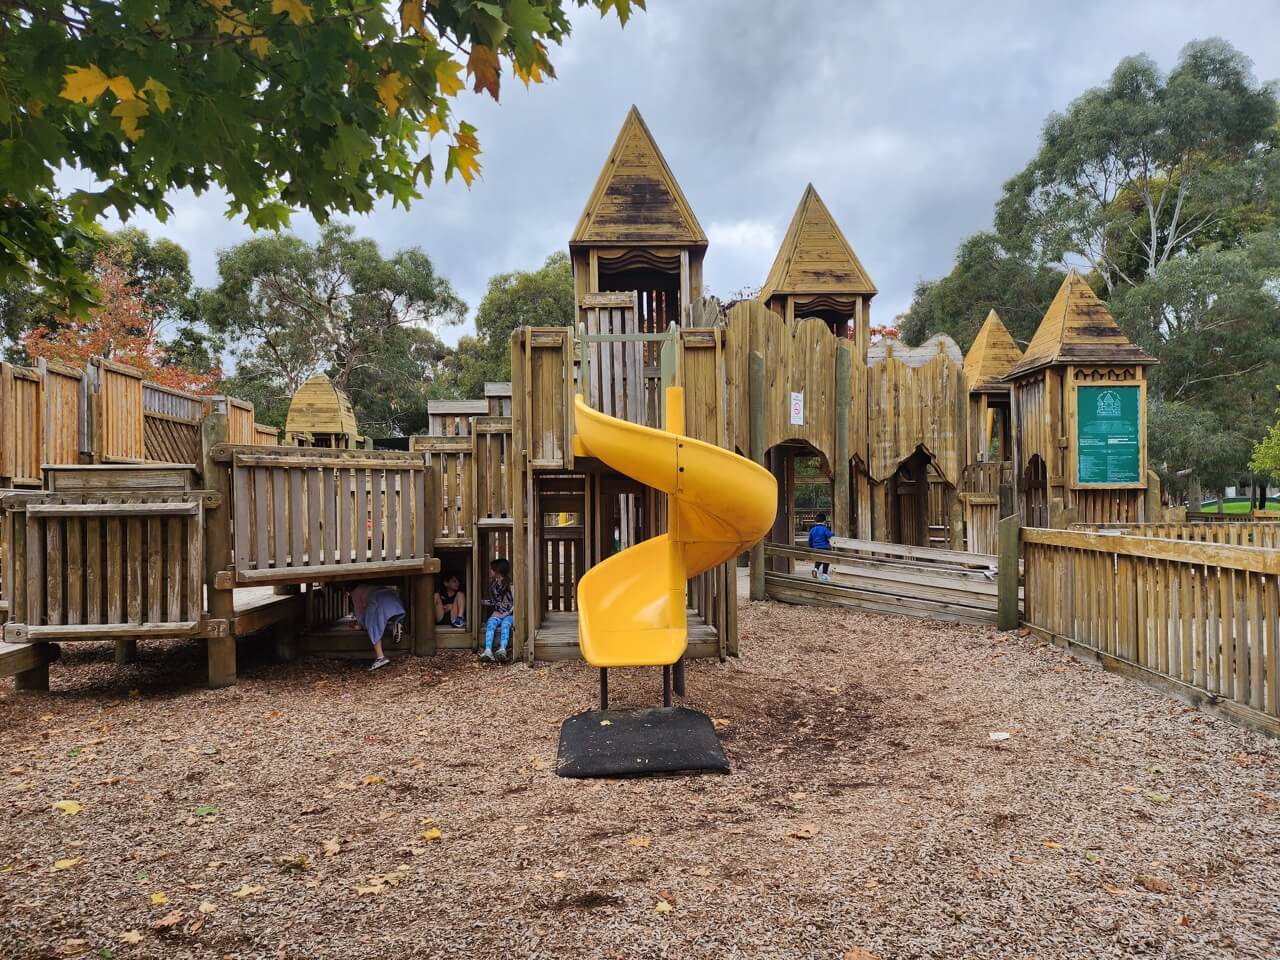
[808,512,833,581]
[481,558,514,662]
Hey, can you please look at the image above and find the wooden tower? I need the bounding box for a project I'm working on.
[1005,270,1156,527]
[759,184,877,361]
[284,374,362,448]
[964,310,1022,464]
[569,106,707,328]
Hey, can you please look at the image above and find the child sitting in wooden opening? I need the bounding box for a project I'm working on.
[480,558,514,662]
[808,512,833,582]
[434,571,465,628]
[351,583,405,672]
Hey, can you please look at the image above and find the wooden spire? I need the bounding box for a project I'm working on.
[760,184,876,301]
[1007,270,1155,378]
[285,373,359,438]
[964,310,1023,391]
[570,106,706,247]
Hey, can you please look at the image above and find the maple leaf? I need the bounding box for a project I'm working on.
[421,827,443,842]
[249,36,271,57]
[152,910,182,930]
[150,892,168,906]
[52,800,83,815]
[321,838,341,857]
[142,78,170,112]
[787,823,819,840]
[446,142,481,187]
[119,931,143,945]
[377,72,407,115]
[111,99,149,142]
[467,45,500,100]
[399,0,430,38]
[105,75,136,101]
[61,66,112,104]
[626,836,651,848]
[230,883,264,897]
[197,901,217,914]
[435,58,464,96]
[600,0,646,26]
[361,774,385,786]
[654,900,672,914]
[513,60,544,88]
[271,0,313,25]
[1147,791,1171,804]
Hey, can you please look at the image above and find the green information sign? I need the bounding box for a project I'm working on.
[1076,385,1141,485]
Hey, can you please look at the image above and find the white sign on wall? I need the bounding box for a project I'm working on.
[790,391,804,426]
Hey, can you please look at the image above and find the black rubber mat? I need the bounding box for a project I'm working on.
[556,707,729,778]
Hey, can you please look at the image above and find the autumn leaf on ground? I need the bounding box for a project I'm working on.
[198,901,217,914]
[1120,786,1139,795]
[321,838,341,857]
[355,883,385,896]
[53,858,81,870]
[193,805,217,817]
[467,45,500,99]
[654,900,672,914]
[844,950,882,960]
[1136,874,1172,893]
[530,758,547,770]
[552,870,568,880]
[1103,883,1130,896]
[57,939,87,956]
[150,892,168,906]
[626,835,651,848]
[362,774,385,786]
[270,0,314,25]
[421,827,443,842]
[230,884,264,897]
[787,823,818,840]
[599,719,612,727]
[1147,791,1171,804]
[119,931,143,944]
[152,910,182,930]
[1042,841,1062,850]
[53,800,83,815]
[712,718,731,731]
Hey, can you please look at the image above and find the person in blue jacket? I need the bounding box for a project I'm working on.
[807,512,833,581]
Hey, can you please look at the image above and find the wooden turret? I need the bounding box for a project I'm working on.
[570,106,706,327]
[964,310,1022,462]
[1005,270,1156,526]
[760,184,877,359]
[284,373,362,448]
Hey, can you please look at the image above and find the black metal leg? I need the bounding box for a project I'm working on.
[600,668,608,711]
[662,665,672,707]
[672,657,686,697]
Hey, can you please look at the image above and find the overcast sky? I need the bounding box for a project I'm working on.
[92,0,1280,344]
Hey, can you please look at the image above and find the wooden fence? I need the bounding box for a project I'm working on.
[412,436,472,546]
[89,358,145,462]
[1073,522,1280,549]
[1022,527,1280,735]
[213,445,434,587]
[143,381,203,464]
[0,363,45,486]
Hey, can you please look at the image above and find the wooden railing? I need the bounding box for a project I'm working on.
[1073,521,1280,549]
[959,460,1013,495]
[412,435,472,546]
[2,466,211,642]
[473,417,511,520]
[1022,527,1279,735]
[211,445,436,587]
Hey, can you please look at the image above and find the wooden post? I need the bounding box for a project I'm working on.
[113,639,137,665]
[1144,469,1162,523]
[997,514,1020,631]
[411,465,437,656]
[200,414,236,689]
[748,351,766,601]
[833,346,851,537]
[871,480,891,542]
[13,642,59,692]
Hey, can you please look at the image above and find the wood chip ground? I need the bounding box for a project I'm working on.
[2,600,1278,959]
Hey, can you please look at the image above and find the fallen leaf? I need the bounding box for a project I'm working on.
[712,718,731,731]
[152,910,182,930]
[53,800,83,815]
[119,931,143,945]
[1175,914,1192,927]
[1120,786,1139,795]
[183,916,205,935]
[355,884,385,896]
[552,870,568,880]
[1084,851,1102,865]
[321,839,341,857]
[844,950,882,960]
[193,805,217,817]
[197,901,216,914]
[1233,752,1251,768]
[53,857,81,871]
[1042,841,1062,850]
[598,720,612,727]
[362,775,385,786]
[626,836,651,848]
[989,732,1011,742]
[654,900,672,914]
[150,892,168,906]
[230,884,263,898]
[787,823,819,840]
[1103,883,1130,896]
[1136,874,1172,893]
[690,866,711,877]
[421,828,442,842]
[530,758,547,771]
[1147,791,1171,805]
[57,939,88,956]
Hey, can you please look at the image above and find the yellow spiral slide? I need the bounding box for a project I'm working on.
[573,388,777,668]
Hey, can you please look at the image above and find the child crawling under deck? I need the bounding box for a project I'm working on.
[351,583,405,672]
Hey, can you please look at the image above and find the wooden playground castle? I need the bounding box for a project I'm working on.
[2,107,1277,739]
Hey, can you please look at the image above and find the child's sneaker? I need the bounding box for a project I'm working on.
[497,645,509,662]
[811,568,819,578]
[368,656,390,672]
[820,573,832,582]
[452,617,465,628]
[479,647,494,662]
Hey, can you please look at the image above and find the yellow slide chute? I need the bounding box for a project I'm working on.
[573,388,777,668]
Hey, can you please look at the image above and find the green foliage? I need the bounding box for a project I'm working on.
[441,251,574,397]
[1249,410,1280,483]
[205,223,464,436]
[0,0,643,310]
[996,38,1278,291]
[899,232,1064,349]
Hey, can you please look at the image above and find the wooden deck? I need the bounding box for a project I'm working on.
[533,610,720,662]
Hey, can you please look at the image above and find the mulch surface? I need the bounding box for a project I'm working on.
[2,601,1278,959]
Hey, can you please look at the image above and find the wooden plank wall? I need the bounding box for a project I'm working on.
[516,328,572,470]
[580,293,653,427]
[254,424,279,446]
[42,362,83,467]
[473,417,512,519]
[0,363,45,486]
[226,399,256,445]
[411,436,473,546]
[678,328,726,446]
[4,493,203,640]
[222,446,431,586]
[867,349,966,485]
[91,358,145,463]
[1022,528,1280,734]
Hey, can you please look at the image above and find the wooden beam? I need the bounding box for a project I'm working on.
[833,345,851,537]
[997,514,1020,630]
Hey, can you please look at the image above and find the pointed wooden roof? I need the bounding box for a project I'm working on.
[964,310,1023,392]
[760,184,876,301]
[1006,270,1155,378]
[570,107,706,248]
[285,373,359,438]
